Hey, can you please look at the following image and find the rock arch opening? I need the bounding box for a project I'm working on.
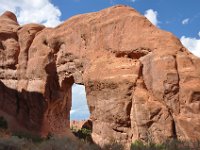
[70,83,90,122]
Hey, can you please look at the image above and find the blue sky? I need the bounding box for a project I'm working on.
[0,0,200,120]
[71,84,90,120]
[52,0,200,38]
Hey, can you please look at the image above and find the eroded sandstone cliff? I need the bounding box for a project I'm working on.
[0,5,200,147]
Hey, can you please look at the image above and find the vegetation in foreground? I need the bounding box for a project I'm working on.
[130,140,200,150]
[70,125,93,143]
[0,129,100,150]
[0,129,200,150]
[0,117,200,150]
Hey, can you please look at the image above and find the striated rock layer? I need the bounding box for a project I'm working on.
[0,5,200,146]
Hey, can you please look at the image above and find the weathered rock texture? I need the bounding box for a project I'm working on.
[0,5,200,146]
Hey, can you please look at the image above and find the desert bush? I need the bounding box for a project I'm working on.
[38,136,80,150]
[131,140,200,150]
[163,139,200,150]
[38,136,101,150]
[1,129,200,150]
[103,142,124,150]
[0,135,100,150]
[12,131,44,143]
[0,136,36,150]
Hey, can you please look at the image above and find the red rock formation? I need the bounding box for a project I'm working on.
[0,5,200,147]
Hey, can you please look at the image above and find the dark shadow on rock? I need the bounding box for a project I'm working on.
[0,80,46,135]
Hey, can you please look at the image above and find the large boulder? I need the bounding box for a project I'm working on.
[0,5,200,146]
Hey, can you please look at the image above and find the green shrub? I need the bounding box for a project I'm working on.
[0,116,8,129]
[71,127,92,143]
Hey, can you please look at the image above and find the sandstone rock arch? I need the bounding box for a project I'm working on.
[0,5,200,146]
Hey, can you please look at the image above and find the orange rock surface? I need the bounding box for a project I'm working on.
[0,5,200,146]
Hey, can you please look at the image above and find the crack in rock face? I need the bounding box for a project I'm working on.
[0,5,200,148]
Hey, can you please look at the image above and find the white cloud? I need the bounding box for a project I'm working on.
[180,36,200,57]
[144,9,159,26]
[182,18,189,25]
[70,109,77,115]
[198,32,200,37]
[0,0,62,27]
[130,0,136,2]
